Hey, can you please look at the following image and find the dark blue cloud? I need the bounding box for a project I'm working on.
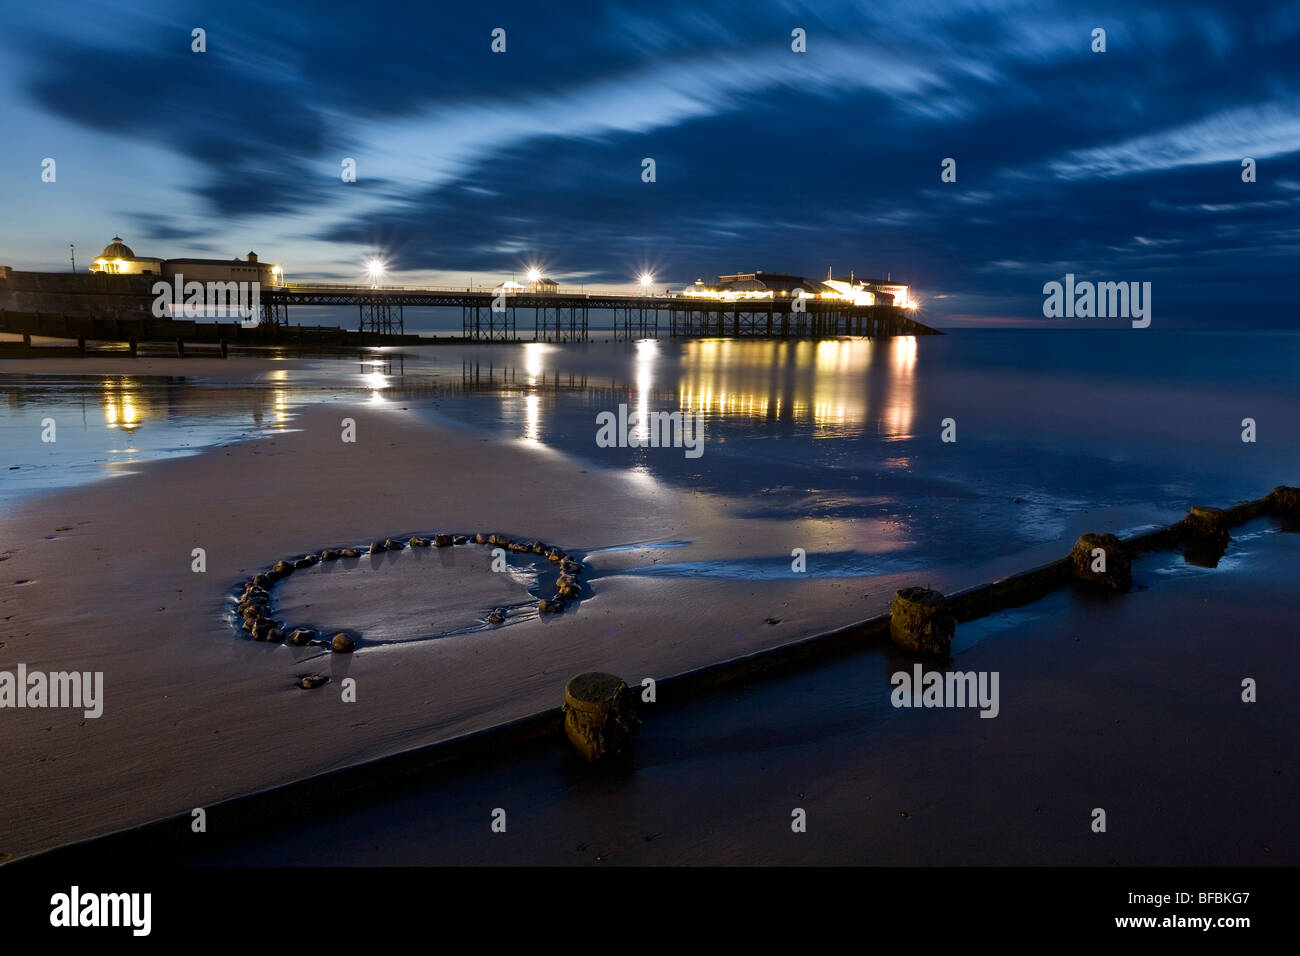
[10,0,1300,325]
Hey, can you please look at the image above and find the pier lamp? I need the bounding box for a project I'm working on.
[638,271,654,291]
[367,258,385,289]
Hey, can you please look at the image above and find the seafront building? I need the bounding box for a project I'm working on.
[683,269,913,308]
[87,236,284,288]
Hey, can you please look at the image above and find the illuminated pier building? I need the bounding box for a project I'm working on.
[684,269,913,309]
[87,237,284,287]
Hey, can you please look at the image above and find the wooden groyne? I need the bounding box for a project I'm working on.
[10,486,1295,866]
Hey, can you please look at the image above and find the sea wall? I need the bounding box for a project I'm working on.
[0,270,157,318]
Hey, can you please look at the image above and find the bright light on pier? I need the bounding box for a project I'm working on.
[639,272,654,290]
[367,258,386,288]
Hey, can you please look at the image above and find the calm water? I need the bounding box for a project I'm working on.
[2,330,1297,571]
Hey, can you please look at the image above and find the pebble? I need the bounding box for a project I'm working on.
[236,532,586,647]
[300,675,328,690]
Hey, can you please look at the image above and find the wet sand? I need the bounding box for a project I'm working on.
[159,522,1299,866]
[1,395,1034,861]
[2,350,1293,864]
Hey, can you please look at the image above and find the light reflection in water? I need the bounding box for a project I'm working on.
[273,388,289,428]
[676,337,916,438]
[520,342,553,441]
[364,370,388,401]
[102,379,144,437]
[523,341,548,385]
[523,393,540,443]
[883,336,916,440]
[634,339,656,445]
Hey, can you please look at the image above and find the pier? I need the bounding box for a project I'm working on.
[0,270,940,353]
[271,282,941,342]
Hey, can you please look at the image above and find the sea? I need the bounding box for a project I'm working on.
[2,329,1297,576]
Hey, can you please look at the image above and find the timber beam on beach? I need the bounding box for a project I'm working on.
[229,487,1298,725]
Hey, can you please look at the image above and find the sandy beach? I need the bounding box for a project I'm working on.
[0,357,1025,861]
[23,516,1299,868]
[1,346,1295,866]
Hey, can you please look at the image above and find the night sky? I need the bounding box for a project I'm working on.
[2,0,1297,325]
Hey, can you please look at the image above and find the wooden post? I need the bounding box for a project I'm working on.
[176,337,185,358]
[562,672,639,764]
[890,587,955,656]
[1069,533,1133,590]
[128,337,137,357]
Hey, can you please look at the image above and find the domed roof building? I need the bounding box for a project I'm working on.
[85,235,283,290]
[89,236,163,275]
[101,236,135,259]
